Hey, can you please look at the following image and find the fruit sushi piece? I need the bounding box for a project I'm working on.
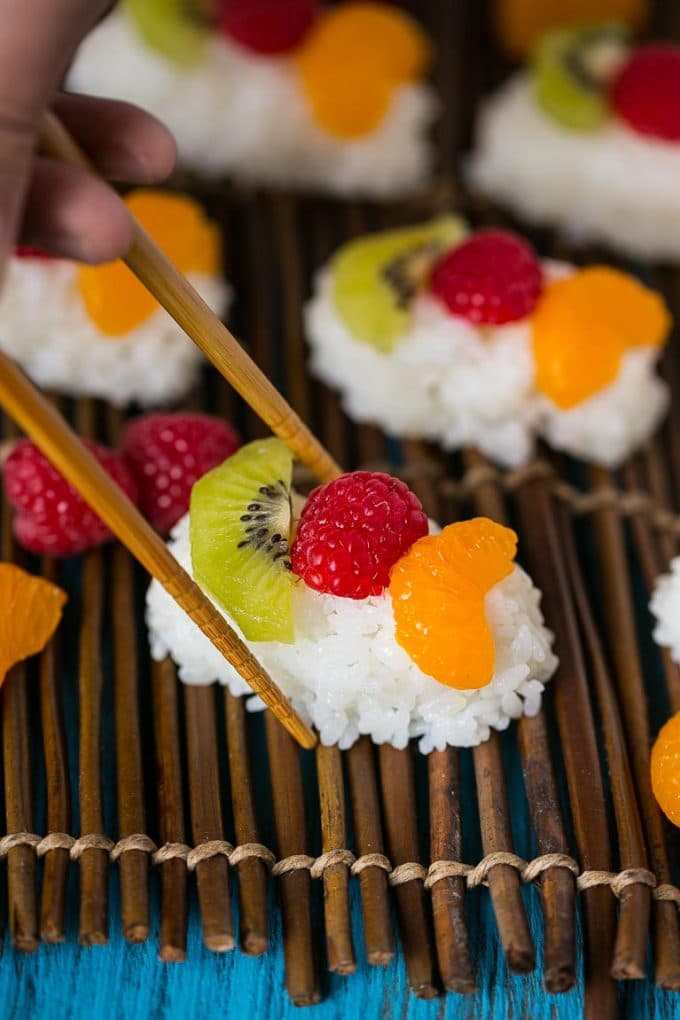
[305,219,671,467]
[146,438,558,751]
[468,24,680,259]
[492,0,647,59]
[0,190,230,407]
[68,2,436,198]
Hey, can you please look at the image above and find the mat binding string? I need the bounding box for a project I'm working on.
[1,832,678,903]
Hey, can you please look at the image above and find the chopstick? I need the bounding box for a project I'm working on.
[0,352,316,750]
[39,113,342,486]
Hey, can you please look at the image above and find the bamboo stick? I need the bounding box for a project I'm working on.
[151,658,188,962]
[73,399,109,948]
[473,735,535,973]
[378,745,438,999]
[589,465,680,989]
[77,543,108,947]
[224,692,269,955]
[0,349,315,750]
[558,502,651,980]
[427,749,475,993]
[346,738,395,966]
[463,448,575,991]
[39,113,341,485]
[316,745,355,975]
[38,556,70,943]
[184,685,233,952]
[107,407,149,943]
[514,477,617,1019]
[264,713,320,1006]
[1,663,37,952]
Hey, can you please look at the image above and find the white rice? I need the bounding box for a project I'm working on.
[146,513,557,752]
[69,10,436,198]
[305,265,667,467]
[537,348,668,468]
[650,557,680,662]
[0,256,230,407]
[467,73,680,260]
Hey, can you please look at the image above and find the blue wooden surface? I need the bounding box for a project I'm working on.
[2,878,678,1019]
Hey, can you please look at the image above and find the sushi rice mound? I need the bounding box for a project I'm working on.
[69,10,436,199]
[306,266,668,468]
[650,558,680,662]
[0,258,230,408]
[146,514,557,752]
[467,74,680,259]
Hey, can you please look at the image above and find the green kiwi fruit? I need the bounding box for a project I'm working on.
[190,438,295,643]
[331,215,467,354]
[124,0,208,68]
[532,22,631,131]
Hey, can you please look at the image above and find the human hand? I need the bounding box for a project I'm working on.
[0,0,176,278]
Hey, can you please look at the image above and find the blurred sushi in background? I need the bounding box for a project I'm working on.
[304,217,671,466]
[0,190,230,407]
[69,1,437,198]
[468,20,680,259]
[491,0,647,58]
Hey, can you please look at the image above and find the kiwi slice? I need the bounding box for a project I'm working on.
[331,215,466,354]
[124,0,208,68]
[532,22,631,131]
[190,438,295,643]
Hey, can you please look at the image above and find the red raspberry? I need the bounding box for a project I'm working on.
[14,246,54,260]
[291,471,428,599]
[122,412,240,534]
[218,0,317,55]
[3,439,138,556]
[612,45,680,142]
[429,230,543,325]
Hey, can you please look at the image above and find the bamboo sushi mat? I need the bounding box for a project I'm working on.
[2,1,680,1017]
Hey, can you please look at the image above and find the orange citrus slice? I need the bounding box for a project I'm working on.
[493,0,648,59]
[389,518,517,689]
[531,266,670,410]
[78,190,221,338]
[295,2,431,138]
[651,711,680,827]
[0,563,66,683]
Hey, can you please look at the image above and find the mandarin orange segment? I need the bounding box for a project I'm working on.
[531,266,670,410]
[389,518,517,690]
[651,710,680,827]
[493,0,648,58]
[78,190,221,338]
[297,59,393,138]
[0,563,66,683]
[295,2,431,139]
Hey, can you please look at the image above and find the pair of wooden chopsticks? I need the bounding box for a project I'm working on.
[0,114,344,750]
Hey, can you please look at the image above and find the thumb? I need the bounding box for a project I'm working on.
[0,0,110,277]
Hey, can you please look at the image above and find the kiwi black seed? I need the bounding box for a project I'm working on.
[236,478,292,564]
[382,240,447,309]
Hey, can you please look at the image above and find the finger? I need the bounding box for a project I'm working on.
[53,93,177,184]
[18,157,133,263]
[0,0,111,264]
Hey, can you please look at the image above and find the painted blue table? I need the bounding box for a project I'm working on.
[3,884,677,1019]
